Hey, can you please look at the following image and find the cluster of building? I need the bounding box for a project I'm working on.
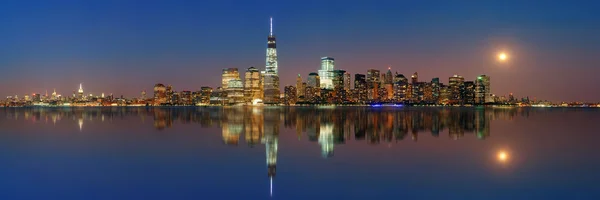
[1,17,596,107]
[1,84,134,107]
[211,57,496,106]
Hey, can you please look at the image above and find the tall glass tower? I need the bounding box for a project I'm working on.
[263,17,280,104]
[318,57,335,89]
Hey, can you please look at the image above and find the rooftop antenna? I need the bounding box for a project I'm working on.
[270,17,273,36]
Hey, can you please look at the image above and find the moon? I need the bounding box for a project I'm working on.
[498,52,508,61]
[497,151,509,162]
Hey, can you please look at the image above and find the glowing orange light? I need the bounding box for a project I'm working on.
[498,52,508,61]
[497,151,509,162]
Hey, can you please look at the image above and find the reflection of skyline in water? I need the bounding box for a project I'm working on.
[0,107,525,193]
[1,107,598,199]
[1,107,532,145]
[0,107,532,172]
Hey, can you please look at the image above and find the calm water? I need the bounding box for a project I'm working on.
[0,107,599,199]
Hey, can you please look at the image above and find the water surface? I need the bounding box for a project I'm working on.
[0,107,598,199]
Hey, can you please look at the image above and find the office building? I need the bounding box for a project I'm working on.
[393,73,408,102]
[366,69,380,101]
[263,17,280,104]
[284,85,297,105]
[296,74,304,98]
[154,83,167,104]
[354,74,367,102]
[476,74,493,104]
[449,75,465,104]
[222,68,240,89]
[318,57,335,89]
[244,67,262,103]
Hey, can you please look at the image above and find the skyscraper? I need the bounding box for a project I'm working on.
[343,72,351,91]
[199,87,212,105]
[283,85,297,105]
[153,83,167,104]
[476,75,493,104]
[411,72,418,84]
[431,77,440,102]
[332,69,347,102]
[449,75,465,104]
[77,83,84,99]
[318,57,335,89]
[51,89,57,100]
[306,72,321,101]
[244,67,262,103]
[354,74,367,102]
[227,79,244,104]
[463,81,475,105]
[384,68,393,84]
[367,69,380,101]
[296,74,304,97]
[384,68,394,100]
[222,68,240,89]
[263,17,280,104]
[393,73,408,101]
[307,72,320,88]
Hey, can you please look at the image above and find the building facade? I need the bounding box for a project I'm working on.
[318,57,335,89]
[263,17,280,104]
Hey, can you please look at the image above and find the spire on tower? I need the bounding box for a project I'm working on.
[270,17,273,36]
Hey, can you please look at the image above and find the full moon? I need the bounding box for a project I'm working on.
[498,53,508,61]
[497,151,509,162]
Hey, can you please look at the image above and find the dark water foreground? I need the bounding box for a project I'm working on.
[0,107,598,199]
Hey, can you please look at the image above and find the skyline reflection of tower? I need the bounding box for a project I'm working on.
[318,123,334,158]
[262,108,280,196]
[244,107,263,147]
[222,108,243,145]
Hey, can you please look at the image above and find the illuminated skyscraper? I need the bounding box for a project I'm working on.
[354,74,367,102]
[222,68,240,89]
[263,17,280,104]
[449,75,465,104]
[476,74,493,104]
[166,85,174,104]
[153,83,167,104]
[244,67,262,103]
[384,68,394,100]
[199,87,212,105]
[305,72,321,101]
[431,77,440,102]
[332,69,347,102]
[283,85,297,105]
[411,72,418,84]
[343,72,351,91]
[77,83,84,99]
[318,57,335,89]
[385,68,393,84]
[463,81,475,104]
[393,74,408,101]
[307,72,320,88]
[332,70,346,89]
[227,79,244,104]
[33,94,41,103]
[296,74,304,97]
[367,69,380,101]
[51,89,57,100]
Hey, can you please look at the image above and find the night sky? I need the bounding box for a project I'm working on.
[0,0,598,102]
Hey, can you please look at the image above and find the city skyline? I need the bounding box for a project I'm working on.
[1,1,599,102]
